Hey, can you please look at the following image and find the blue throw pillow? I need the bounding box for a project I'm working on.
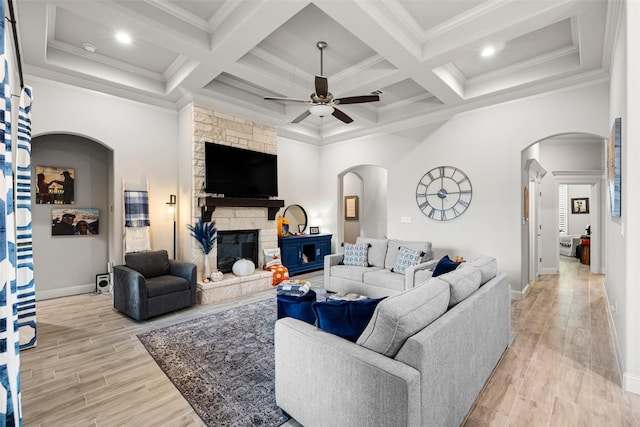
[312,298,385,342]
[432,255,461,277]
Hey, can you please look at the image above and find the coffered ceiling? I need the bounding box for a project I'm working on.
[15,0,615,144]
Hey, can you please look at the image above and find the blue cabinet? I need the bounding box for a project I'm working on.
[278,234,332,275]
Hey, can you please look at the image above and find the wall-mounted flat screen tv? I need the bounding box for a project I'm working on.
[205,143,278,199]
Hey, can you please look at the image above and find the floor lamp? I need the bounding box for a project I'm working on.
[167,194,177,259]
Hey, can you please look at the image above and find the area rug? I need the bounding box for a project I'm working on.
[137,298,289,427]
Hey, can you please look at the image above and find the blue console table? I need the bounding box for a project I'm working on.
[278,234,332,275]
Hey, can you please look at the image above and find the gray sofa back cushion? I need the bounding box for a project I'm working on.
[357,279,449,357]
[384,240,433,270]
[355,237,388,268]
[435,263,482,307]
[470,255,498,284]
[125,250,170,279]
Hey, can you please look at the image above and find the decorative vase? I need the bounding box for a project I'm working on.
[203,254,212,281]
[232,259,255,277]
[210,270,224,282]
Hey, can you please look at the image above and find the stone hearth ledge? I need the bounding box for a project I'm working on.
[197,271,273,304]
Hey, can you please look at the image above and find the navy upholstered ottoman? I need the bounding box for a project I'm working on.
[277,290,317,325]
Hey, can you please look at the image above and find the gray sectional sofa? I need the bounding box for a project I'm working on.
[275,256,511,427]
[324,237,436,298]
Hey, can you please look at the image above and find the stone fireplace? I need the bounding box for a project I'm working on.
[189,104,281,304]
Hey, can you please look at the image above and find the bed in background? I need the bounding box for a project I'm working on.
[559,234,582,257]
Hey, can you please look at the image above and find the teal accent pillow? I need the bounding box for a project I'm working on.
[432,255,461,277]
[392,246,424,274]
[312,298,385,342]
[341,242,370,267]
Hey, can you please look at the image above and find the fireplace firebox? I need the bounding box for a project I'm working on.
[216,229,259,273]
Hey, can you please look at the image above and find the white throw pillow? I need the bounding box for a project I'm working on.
[263,248,282,268]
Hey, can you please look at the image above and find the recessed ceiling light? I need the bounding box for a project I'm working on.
[115,32,132,44]
[481,46,496,57]
[82,43,96,53]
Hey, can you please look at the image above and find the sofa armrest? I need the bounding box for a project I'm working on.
[169,260,197,304]
[275,317,421,427]
[404,259,439,289]
[113,265,147,320]
[324,252,344,285]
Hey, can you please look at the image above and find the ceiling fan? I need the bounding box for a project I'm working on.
[264,41,380,124]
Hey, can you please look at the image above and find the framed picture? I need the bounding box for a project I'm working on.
[309,226,320,235]
[344,195,359,220]
[36,166,75,204]
[607,117,622,217]
[571,198,589,214]
[51,208,99,236]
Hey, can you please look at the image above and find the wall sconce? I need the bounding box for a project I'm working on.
[166,194,177,259]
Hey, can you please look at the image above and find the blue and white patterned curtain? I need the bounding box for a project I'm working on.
[16,86,35,351]
[0,0,23,424]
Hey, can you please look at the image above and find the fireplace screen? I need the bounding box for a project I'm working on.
[217,229,259,273]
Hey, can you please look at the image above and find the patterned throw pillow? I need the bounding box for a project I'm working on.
[263,248,282,268]
[392,246,424,274]
[342,243,370,267]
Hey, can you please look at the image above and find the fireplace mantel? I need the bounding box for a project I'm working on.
[198,197,285,221]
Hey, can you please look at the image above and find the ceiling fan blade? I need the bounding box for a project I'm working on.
[332,108,353,124]
[264,96,309,103]
[315,76,329,99]
[335,95,380,105]
[292,110,312,123]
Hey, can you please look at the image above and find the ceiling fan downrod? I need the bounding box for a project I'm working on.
[317,41,327,76]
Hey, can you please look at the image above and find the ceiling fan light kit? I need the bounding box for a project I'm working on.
[264,41,379,124]
[309,104,334,117]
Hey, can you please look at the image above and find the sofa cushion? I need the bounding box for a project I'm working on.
[432,255,461,277]
[392,247,424,274]
[342,242,370,267]
[357,279,450,357]
[125,250,170,278]
[312,298,385,342]
[470,255,498,284]
[355,237,388,268]
[331,265,380,282]
[435,263,482,307]
[384,240,432,270]
[362,269,406,292]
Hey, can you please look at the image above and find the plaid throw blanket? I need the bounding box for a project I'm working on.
[124,190,150,227]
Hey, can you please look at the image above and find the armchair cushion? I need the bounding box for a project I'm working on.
[145,275,191,298]
[125,250,170,278]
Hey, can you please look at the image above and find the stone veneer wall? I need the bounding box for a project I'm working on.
[191,105,279,278]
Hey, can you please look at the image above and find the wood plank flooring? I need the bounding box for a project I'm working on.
[20,260,640,426]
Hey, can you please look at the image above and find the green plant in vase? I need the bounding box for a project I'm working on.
[187,217,217,281]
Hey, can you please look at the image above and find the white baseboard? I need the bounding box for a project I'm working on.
[540,267,558,275]
[511,283,530,300]
[624,373,640,395]
[36,283,97,301]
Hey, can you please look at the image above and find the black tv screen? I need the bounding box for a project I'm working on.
[205,143,278,198]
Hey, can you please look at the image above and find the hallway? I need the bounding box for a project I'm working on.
[465,257,640,426]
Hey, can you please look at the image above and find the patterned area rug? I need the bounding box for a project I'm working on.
[137,298,289,427]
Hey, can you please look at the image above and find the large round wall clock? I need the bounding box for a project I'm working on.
[415,166,472,221]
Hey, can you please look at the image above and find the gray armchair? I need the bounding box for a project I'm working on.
[113,250,197,321]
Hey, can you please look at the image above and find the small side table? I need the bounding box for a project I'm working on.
[276,290,317,325]
[581,239,590,265]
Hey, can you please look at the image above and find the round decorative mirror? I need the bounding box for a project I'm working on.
[283,204,308,234]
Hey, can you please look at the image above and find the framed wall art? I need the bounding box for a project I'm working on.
[607,117,622,217]
[36,166,75,205]
[51,208,99,236]
[571,198,589,214]
[309,226,320,235]
[344,195,359,221]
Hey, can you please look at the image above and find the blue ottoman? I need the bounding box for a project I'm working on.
[277,290,317,325]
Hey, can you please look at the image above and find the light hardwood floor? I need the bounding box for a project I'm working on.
[20,259,640,426]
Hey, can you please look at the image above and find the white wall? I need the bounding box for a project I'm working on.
[319,84,608,295]
[29,77,179,279]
